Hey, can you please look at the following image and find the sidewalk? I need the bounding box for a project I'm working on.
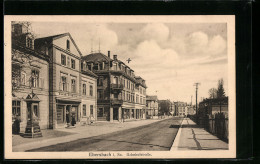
[171,118,228,151]
[13,118,168,152]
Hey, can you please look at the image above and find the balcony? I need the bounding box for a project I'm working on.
[111,98,123,105]
[110,84,123,92]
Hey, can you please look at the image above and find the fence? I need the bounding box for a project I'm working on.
[189,113,228,142]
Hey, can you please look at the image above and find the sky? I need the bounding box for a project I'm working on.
[30,21,228,104]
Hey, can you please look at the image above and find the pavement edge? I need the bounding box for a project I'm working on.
[170,117,185,151]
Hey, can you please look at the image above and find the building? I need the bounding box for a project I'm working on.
[198,97,228,117]
[146,95,159,118]
[134,76,147,119]
[81,51,147,122]
[12,23,50,133]
[34,32,98,129]
[174,101,188,117]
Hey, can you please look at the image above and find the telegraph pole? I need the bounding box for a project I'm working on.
[193,83,200,121]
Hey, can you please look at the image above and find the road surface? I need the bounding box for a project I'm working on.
[28,117,183,151]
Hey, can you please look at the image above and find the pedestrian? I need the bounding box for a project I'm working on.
[66,110,70,127]
[71,113,76,126]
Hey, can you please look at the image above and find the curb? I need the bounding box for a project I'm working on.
[170,118,185,151]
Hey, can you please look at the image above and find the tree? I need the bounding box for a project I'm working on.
[12,21,35,93]
[217,78,225,98]
[208,88,217,99]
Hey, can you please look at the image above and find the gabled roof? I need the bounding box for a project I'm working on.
[82,53,112,63]
[34,33,83,56]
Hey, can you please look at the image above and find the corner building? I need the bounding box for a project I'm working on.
[82,51,147,122]
[11,23,50,132]
[35,33,97,129]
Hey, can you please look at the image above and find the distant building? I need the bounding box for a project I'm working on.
[146,95,159,118]
[174,101,188,117]
[81,51,147,122]
[198,97,228,117]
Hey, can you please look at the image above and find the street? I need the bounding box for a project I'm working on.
[27,117,183,151]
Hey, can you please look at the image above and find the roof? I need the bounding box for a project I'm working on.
[81,69,98,79]
[34,33,83,56]
[146,95,158,101]
[82,53,112,63]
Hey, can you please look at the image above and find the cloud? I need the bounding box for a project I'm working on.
[133,40,179,67]
[141,23,170,43]
[208,35,227,55]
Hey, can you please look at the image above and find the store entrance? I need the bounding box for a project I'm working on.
[113,108,118,120]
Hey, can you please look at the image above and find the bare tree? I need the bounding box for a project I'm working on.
[208,88,217,99]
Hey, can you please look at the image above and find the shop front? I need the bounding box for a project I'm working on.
[56,99,81,128]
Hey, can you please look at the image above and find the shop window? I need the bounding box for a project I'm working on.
[89,85,93,96]
[97,108,104,117]
[83,104,86,116]
[61,54,66,65]
[31,70,39,88]
[12,100,21,116]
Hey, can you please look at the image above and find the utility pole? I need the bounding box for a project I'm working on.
[193,83,200,121]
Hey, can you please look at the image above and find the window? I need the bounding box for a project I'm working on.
[61,54,66,65]
[82,84,86,95]
[90,105,93,116]
[122,91,125,101]
[27,38,33,48]
[61,76,67,91]
[88,64,91,70]
[98,90,103,99]
[90,85,93,96]
[71,59,75,69]
[31,70,39,88]
[21,72,26,85]
[12,100,21,116]
[83,105,86,116]
[67,40,70,50]
[71,79,76,92]
[67,56,70,67]
[98,77,103,86]
[99,63,103,70]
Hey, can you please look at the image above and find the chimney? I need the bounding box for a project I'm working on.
[113,55,117,60]
[108,51,110,58]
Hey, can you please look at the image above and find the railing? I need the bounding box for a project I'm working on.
[111,98,123,105]
[110,83,124,90]
[189,114,228,142]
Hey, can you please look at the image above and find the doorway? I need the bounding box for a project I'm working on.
[113,108,118,120]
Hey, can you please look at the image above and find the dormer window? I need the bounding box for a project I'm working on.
[67,40,70,51]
